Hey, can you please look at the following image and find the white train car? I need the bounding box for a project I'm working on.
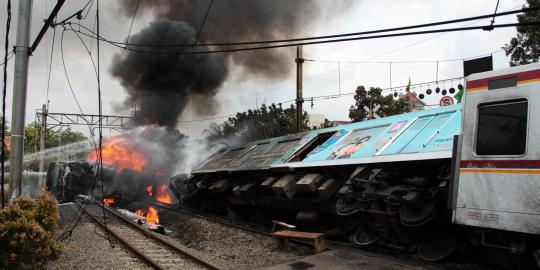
[454,62,540,251]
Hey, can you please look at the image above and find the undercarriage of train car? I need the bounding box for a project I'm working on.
[170,159,455,260]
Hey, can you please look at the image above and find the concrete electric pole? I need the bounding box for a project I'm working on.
[295,46,304,133]
[9,0,64,200]
[9,0,33,198]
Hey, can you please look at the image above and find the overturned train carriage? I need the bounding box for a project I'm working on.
[46,161,159,204]
[171,63,540,262]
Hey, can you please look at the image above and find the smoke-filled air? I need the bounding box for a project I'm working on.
[112,0,334,127]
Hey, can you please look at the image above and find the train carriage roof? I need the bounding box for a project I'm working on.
[193,104,462,173]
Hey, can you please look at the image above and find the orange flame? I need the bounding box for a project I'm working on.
[135,209,144,216]
[146,185,153,196]
[156,184,173,204]
[145,207,159,224]
[87,135,146,172]
[134,207,159,224]
[103,198,114,206]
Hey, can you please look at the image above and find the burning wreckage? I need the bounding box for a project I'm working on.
[46,127,183,224]
[46,64,540,264]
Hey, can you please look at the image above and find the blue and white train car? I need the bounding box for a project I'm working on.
[171,62,540,264]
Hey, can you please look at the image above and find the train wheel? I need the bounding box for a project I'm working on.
[417,233,456,262]
[352,226,378,246]
[399,200,436,227]
[336,198,361,216]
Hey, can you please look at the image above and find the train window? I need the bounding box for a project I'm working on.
[267,138,301,154]
[288,131,336,162]
[229,142,271,167]
[476,99,527,156]
[488,77,517,90]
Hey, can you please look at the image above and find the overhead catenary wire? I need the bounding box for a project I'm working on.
[68,7,539,48]
[81,0,95,19]
[490,0,502,27]
[95,0,114,248]
[0,52,14,66]
[193,0,214,45]
[56,27,103,243]
[232,4,523,104]
[305,49,504,64]
[60,30,93,125]
[1,0,11,208]
[45,24,57,107]
[177,76,463,124]
[69,21,540,55]
[57,5,530,107]
[125,0,141,46]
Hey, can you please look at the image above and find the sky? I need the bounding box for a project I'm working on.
[0,0,528,138]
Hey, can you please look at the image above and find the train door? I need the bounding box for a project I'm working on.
[453,63,540,234]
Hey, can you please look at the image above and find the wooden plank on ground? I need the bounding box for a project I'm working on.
[272,230,322,239]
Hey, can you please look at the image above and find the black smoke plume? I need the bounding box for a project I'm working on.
[110,19,227,126]
[112,0,340,127]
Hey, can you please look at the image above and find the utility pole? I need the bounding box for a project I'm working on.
[295,46,304,133]
[9,0,33,199]
[38,104,47,184]
[9,0,65,200]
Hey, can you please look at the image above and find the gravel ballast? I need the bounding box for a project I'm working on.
[46,204,153,270]
[158,208,312,270]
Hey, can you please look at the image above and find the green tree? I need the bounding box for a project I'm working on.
[503,0,540,66]
[348,86,410,122]
[206,103,309,142]
[23,124,88,171]
[23,124,87,155]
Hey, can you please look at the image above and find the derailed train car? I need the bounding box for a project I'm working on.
[171,63,540,263]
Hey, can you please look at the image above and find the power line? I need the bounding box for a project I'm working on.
[260,4,524,99]
[490,0,502,27]
[210,3,522,103]
[69,7,538,48]
[67,24,98,77]
[210,48,500,106]
[1,0,11,208]
[45,25,57,107]
[194,0,214,45]
[96,0,114,248]
[81,0,95,19]
[306,50,503,64]
[0,52,13,66]
[70,21,540,55]
[125,0,141,46]
[60,30,90,121]
[179,76,462,124]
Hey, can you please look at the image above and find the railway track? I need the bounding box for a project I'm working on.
[154,202,352,250]
[79,202,221,270]
[154,203,448,269]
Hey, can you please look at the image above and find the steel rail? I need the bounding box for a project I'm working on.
[79,203,166,270]
[80,202,221,270]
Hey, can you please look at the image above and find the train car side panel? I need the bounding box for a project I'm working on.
[454,63,540,235]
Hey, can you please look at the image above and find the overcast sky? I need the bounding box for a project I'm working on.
[0,0,527,138]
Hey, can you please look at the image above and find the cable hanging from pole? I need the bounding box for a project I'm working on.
[62,7,539,48]
[1,0,11,207]
[95,0,114,248]
[68,21,540,55]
